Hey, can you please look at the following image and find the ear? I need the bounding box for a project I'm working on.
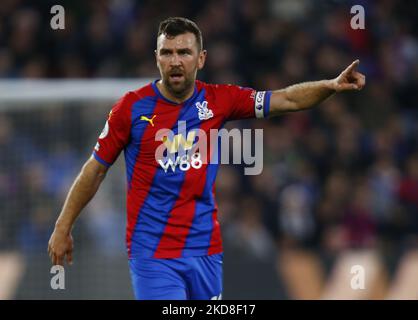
[197,50,207,70]
[155,49,158,66]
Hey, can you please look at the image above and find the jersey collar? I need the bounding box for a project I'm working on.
[152,80,198,105]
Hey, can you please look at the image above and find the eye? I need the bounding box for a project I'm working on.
[160,50,171,56]
[179,50,191,56]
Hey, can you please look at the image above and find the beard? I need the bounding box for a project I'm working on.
[163,70,195,99]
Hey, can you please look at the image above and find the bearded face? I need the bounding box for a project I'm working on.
[156,32,206,100]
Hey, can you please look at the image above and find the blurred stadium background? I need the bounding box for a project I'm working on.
[0,0,418,299]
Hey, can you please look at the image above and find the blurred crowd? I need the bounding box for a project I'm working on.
[0,0,418,297]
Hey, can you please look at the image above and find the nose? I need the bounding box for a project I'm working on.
[170,53,181,66]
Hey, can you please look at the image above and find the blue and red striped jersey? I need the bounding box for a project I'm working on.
[93,80,271,259]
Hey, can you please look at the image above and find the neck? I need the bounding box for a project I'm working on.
[156,80,195,104]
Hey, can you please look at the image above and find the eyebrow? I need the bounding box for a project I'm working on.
[159,48,193,54]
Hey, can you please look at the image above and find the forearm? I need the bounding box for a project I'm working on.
[55,158,107,233]
[269,79,336,117]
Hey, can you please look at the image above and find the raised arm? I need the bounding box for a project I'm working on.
[269,60,366,117]
[48,156,109,266]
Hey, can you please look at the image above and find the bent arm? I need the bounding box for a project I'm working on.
[55,155,109,232]
[268,60,365,117]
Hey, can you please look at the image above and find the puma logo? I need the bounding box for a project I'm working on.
[140,115,156,127]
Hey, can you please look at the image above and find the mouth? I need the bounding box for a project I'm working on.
[169,72,184,82]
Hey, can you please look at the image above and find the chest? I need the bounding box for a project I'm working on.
[129,96,226,155]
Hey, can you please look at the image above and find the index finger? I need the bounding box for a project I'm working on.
[54,253,64,266]
[344,59,360,74]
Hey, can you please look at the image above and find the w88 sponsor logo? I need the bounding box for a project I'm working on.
[154,120,264,175]
[158,152,203,172]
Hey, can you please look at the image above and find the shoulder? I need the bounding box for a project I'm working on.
[115,82,155,110]
[128,82,155,102]
[196,80,245,96]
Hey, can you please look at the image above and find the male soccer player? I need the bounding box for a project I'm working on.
[48,17,365,299]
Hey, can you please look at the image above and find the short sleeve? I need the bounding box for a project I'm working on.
[225,85,272,121]
[92,93,135,167]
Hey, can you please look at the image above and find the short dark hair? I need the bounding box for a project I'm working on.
[157,17,203,51]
